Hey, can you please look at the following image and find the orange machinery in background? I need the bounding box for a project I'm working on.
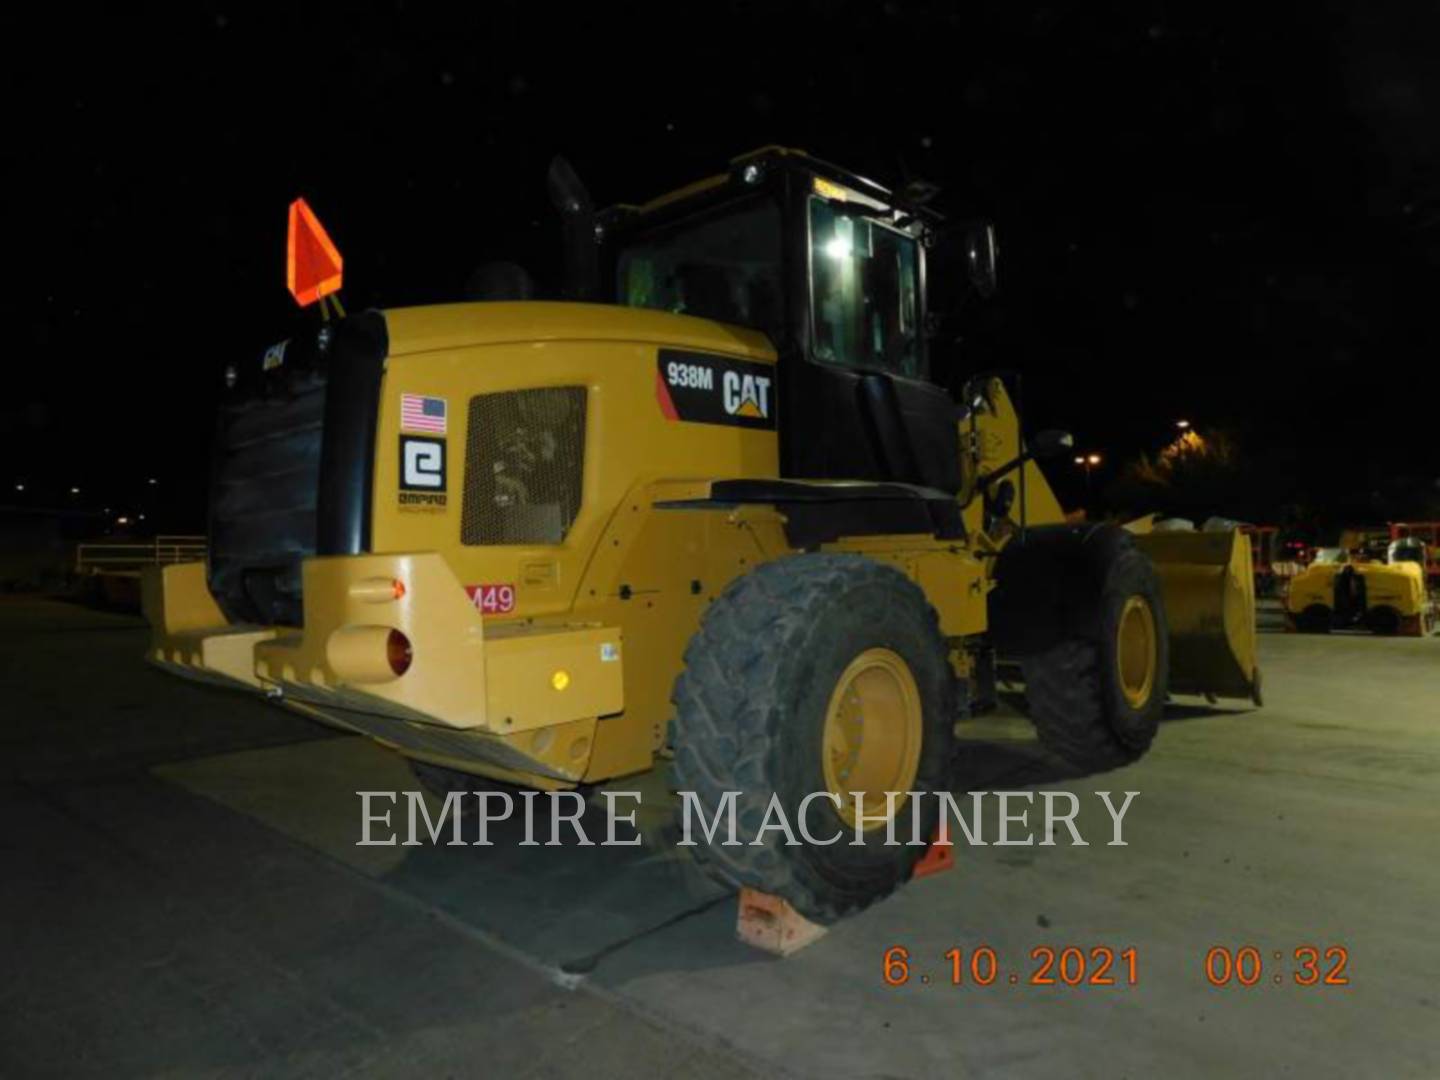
[1241,525,1311,597]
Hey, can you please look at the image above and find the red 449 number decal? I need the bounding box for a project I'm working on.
[465,584,516,614]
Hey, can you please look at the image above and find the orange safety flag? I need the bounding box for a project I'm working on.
[286,197,343,306]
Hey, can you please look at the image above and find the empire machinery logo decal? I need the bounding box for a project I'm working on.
[357,789,1141,848]
[655,349,776,430]
[399,434,447,510]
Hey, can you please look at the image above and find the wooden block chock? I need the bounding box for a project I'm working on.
[737,829,955,956]
[912,826,955,879]
[736,888,829,956]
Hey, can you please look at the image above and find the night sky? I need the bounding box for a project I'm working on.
[7,2,1439,532]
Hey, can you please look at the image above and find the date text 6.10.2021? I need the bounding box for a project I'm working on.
[883,946,1138,988]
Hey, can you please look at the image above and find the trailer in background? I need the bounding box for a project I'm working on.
[1240,524,1311,597]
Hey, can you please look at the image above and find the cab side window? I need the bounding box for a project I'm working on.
[617,198,784,343]
[810,198,921,377]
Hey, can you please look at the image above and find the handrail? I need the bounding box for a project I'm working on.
[75,536,209,574]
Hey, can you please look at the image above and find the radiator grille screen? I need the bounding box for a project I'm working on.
[462,387,587,545]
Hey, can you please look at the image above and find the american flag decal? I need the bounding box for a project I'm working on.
[400,394,447,434]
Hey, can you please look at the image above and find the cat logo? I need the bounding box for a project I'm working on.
[655,349,777,430]
[723,370,771,420]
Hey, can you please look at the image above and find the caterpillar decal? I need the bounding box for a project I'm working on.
[655,348,776,430]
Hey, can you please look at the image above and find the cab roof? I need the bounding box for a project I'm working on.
[607,146,942,227]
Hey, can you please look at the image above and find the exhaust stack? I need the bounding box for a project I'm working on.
[547,156,600,302]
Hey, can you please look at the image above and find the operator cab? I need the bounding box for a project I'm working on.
[589,148,994,492]
[1387,538,1426,568]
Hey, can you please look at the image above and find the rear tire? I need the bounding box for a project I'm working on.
[1021,533,1168,771]
[671,554,956,923]
[1364,606,1400,636]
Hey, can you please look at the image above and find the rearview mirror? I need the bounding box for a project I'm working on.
[964,222,998,298]
[1030,429,1074,459]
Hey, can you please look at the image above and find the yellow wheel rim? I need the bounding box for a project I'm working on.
[822,647,924,830]
[1117,595,1158,709]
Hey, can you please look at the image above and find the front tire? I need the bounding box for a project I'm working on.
[671,554,956,923]
[1021,531,1169,771]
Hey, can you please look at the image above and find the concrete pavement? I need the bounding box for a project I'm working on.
[3,596,1437,1077]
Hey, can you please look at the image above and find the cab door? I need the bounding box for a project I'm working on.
[780,184,959,491]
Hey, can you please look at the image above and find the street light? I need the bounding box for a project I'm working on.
[1076,452,1103,494]
[1176,419,1191,430]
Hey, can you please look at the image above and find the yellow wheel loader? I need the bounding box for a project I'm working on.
[143,148,1259,921]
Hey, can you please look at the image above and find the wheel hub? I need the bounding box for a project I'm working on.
[1117,595,1158,709]
[822,648,923,829]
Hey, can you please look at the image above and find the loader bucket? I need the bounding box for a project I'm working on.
[1132,530,1259,702]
